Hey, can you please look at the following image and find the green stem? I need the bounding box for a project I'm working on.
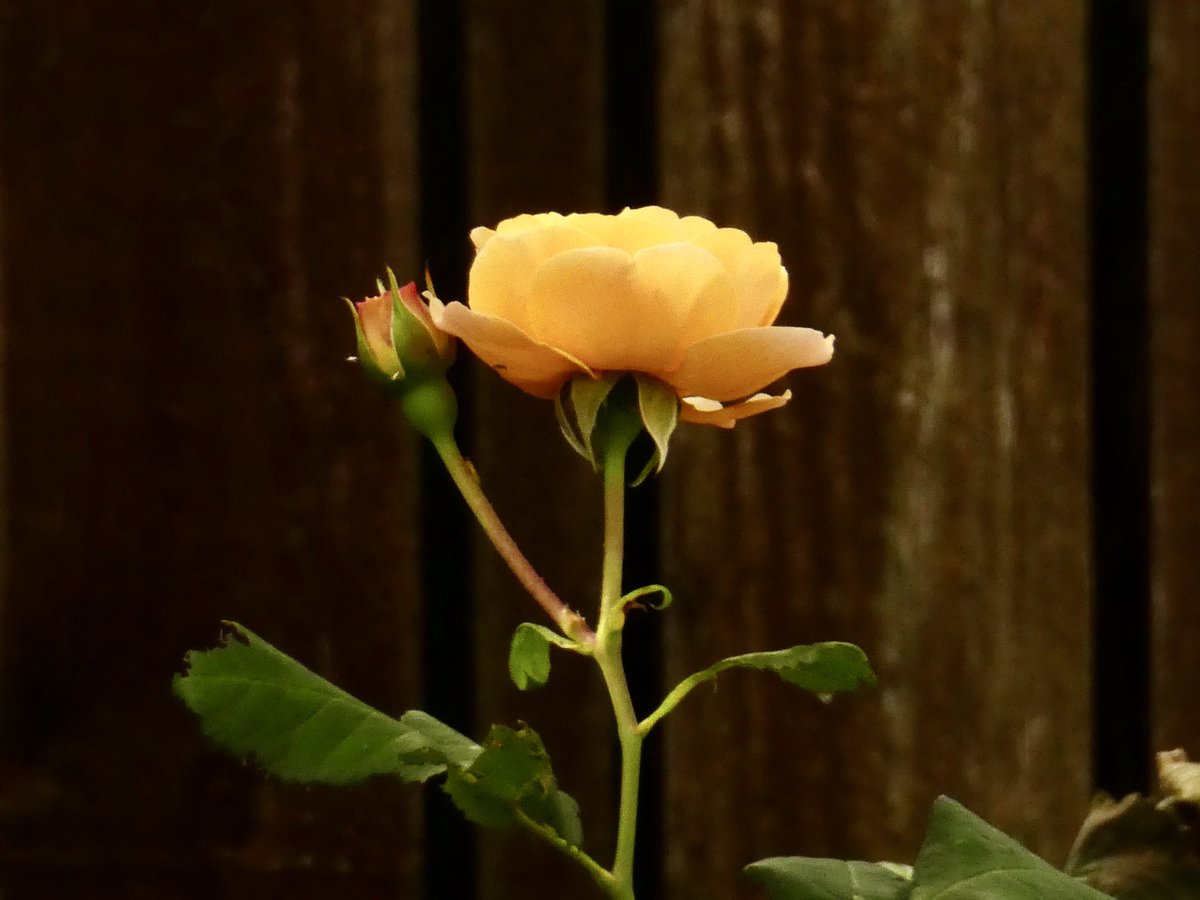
[594,425,642,900]
[431,434,593,643]
[596,646,641,900]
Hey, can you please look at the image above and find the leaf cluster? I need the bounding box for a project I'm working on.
[174,623,581,847]
[747,797,1114,900]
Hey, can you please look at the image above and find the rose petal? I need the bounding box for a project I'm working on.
[431,299,590,398]
[353,293,402,372]
[676,215,720,240]
[728,241,789,327]
[618,206,680,227]
[680,391,792,428]
[602,216,674,252]
[470,226,496,251]
[494,212,565,237]
[564,212,616,243]
[630,243,737,357]
[669,326,835,401]
[526,246,679,372]
[680,222,752,266]
[468,224,596,330]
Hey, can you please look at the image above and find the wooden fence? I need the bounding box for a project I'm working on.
[0,2,1196,898]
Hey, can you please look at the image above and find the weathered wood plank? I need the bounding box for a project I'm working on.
[0,2,424,892]
[1149,3,1200,758]
[658,2,1091,895]
[463,2,616,897]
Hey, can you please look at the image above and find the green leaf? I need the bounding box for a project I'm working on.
[508,623,580,690]
[443,724,583,847]
[745,857,913,900]
[703,642,875,697]
[634,375,679,476]
[912,797,1112,899]
[174,622,481,784]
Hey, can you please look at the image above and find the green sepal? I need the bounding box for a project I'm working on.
[574,374,622,466]
[634,375,679,478]
[344,296,405,385]
[443,724,583,848]
[386,267,442,373]
[630,453,658,488]
[913,797,1112,898]
[745,857,913,900]
[173,621,479,784]
[508,622,583,690]
[555,387,591,460]
[699,641,875,698]
[620,584,673,612]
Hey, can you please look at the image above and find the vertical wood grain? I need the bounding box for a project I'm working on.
[658,3,1091,895]
[0,3,424,896]
[1149,3,1200,758]
[463,2,616,897]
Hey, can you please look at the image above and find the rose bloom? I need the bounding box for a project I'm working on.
[429,206,833,427]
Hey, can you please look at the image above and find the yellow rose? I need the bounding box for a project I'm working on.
[429,206,833,427]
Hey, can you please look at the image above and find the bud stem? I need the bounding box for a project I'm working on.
[429,432,594,643]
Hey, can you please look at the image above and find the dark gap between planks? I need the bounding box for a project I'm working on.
[1088,0,1152,796]
[418,0,476,897]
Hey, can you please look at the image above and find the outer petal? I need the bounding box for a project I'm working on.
[468,224,597,330]
[669,326,835,401]
[431,299,590,398]
[679,391,792,428]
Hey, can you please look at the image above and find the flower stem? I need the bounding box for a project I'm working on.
[430,433,593,643]
[593,421,643,900]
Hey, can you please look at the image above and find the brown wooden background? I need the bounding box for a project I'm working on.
[0,2,1196,898]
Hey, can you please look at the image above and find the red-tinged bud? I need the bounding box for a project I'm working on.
[346,269,455,387]
[346,269,459,441]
